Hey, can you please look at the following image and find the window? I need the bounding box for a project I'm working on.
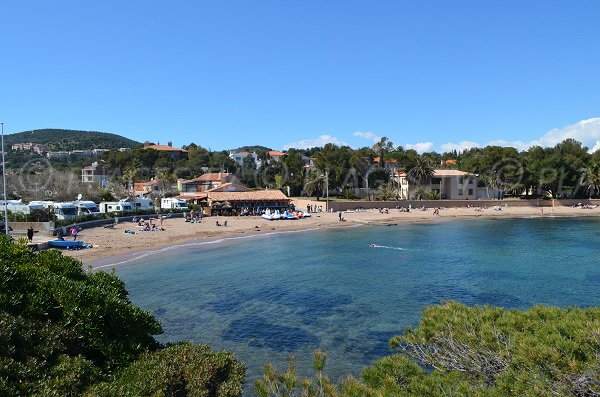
[468,188,473,195]
[459,177,464,184]
[431,177,441,184]
[458,188,463,195]
[468,178,474,184]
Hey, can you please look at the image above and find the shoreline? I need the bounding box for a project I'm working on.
[65,205,600,269]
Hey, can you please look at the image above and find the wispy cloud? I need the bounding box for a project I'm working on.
[283,135,349,150]
[405,142,433,153]
[441,140,480,152]
[353,131,381,144]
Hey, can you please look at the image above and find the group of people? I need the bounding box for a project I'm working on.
[184,209,202,223]
[306,204,323,213]
[134,217,163,232]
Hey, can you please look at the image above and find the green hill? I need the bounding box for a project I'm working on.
[5,129,141,151]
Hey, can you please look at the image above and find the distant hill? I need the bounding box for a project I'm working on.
[5,129,142,151]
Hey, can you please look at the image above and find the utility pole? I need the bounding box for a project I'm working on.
[1,123,8,235]
[325,170,329,212]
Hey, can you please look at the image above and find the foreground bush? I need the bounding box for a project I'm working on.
[0,236,244,396]
[86,342,245,397]
[260,302,600,396]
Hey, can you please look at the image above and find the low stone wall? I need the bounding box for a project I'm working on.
[54,213,185,234]
[10,222,53,236]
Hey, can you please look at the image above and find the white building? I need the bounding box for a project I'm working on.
[395,170,477,200]
[81,162,109,185]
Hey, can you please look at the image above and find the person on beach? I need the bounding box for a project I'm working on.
[70,227,78,241]
[27,226,34,242]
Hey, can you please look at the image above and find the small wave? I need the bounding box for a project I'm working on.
[93,227,327,270]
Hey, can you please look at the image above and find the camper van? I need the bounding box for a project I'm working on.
[0,200,31,214]
[128,197,154,211]
[53,202,79,221]
[99,200,133,214]
[161,197,188,211]
[75,201,100,216]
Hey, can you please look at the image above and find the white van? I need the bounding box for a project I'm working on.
[53,202,79,221]
[99,200,133,213]
[161,197,188,210]
[75,200,100,215]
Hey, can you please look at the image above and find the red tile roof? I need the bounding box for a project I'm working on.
[182,172,230,183]
[144,144,188,153]
[208,190,290,202]
[268,150,285,156]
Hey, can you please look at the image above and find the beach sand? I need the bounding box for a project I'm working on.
[62,203,600,266]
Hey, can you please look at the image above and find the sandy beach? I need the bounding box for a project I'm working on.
[61,203,600,266]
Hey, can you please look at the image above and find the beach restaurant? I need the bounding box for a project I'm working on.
[176,186,291,216]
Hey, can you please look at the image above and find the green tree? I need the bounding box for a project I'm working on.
[0,237,245,396]
[407,157,434,198]
[240,154,258,188]
[373,137,394,168]
[304,169,327,200]
[155,168,176,197]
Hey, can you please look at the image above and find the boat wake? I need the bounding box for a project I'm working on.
[370,244,406,250]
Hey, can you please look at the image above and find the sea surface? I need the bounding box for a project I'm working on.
[115,217,600,394]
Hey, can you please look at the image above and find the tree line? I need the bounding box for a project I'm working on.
[6,137,600,203]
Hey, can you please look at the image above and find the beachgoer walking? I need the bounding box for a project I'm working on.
[27,226,34,242]
[70,227,78,241]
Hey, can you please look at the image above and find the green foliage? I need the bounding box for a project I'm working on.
[262,302,600,396]
[0,236,244,396]
[5,129,141,151]
[86,342,245,397]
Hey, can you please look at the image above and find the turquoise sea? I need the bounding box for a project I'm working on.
[114,217,600,394]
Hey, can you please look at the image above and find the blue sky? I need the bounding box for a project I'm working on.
[2,1,600,152]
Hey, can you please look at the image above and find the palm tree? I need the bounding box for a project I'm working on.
[377,182,398,201]
[156,168,176,198]
[407,158,434,199]
[123,159,142,192]
[304,169,327,200]
[583,162,600,198]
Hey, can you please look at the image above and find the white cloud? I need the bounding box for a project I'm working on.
[437,118,600,153]
[353,131,381,144]
[283,135,349,150]
[536,118,600,151]
[405,142,434,153]
[441,140,480,153]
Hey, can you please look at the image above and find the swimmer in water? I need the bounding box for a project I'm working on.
[370,244,380,248]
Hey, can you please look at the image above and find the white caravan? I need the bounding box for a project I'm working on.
[99,200,133,214]
[53,202,79,221]
[161,197,188,210]
[75,200,100,216]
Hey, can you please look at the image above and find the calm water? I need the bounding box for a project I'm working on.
[115,217,600,394]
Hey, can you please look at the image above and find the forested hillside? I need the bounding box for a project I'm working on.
[5,129,141,151]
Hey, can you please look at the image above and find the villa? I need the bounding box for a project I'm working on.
[395,169,477,200]
[143,141,188,160]
[177,172,240,193]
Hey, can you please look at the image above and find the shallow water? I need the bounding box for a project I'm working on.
[115,217,600,394]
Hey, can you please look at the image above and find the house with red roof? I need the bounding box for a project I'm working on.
[143,141,188,160]
[394,169,477,200]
